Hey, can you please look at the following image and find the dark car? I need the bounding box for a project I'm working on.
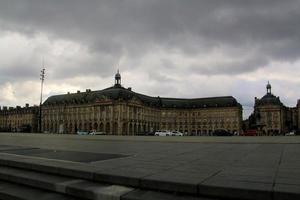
[212,129,233,136]
[145,131,155,136]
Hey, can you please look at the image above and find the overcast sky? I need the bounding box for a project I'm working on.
[0,0,300,118]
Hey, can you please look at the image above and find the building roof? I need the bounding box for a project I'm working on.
[43,85,241,109]
[0,106,39,114]
[255,93,283,106]
[254,82,284,107]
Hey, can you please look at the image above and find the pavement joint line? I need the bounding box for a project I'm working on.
[271,145,285,200]
[199,170,223,185]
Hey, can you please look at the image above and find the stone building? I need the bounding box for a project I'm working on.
[0,104,39,132]
[41,72,243,135]
[287,107,298,131]
[295,99,300,131]
[253,82,298,135]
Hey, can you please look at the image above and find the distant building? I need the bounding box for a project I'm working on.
[252,82,298,135]
[297,100,300,129]
[1,76,298,136]
[0,104,39,132]
[287,106,298,131]
[41,71,243,135]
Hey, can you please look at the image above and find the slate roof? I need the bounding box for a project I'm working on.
[43,85,241,109]
[255,93,283,106]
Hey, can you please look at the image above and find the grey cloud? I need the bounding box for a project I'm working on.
[148,71,176,83]
[0,0,300,113]
[191,56,268,75]
[0,64,40,83]
[1,1,299,56]
[51,54,117,79]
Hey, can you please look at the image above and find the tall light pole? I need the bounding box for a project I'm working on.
[39,68,45,133]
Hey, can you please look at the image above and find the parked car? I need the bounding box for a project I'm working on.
[285,131,295,136]
[171,131,183,136]
[145,131,155,136]
[89,131,105,135]
[240,129,256,136]
[212,129,233,136]
[154,130,172,136]
[77,131,89,135]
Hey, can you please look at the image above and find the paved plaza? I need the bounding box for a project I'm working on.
[0,133,299,200]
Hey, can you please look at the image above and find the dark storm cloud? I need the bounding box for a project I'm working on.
[0,0,300,79]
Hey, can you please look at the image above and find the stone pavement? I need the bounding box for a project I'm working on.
[0,133,299,200]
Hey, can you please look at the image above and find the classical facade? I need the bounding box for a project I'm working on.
[295,99,300,130]
[253,82,298,135]
[41,72,243,135]
[1,75,298,136]
[0,104,39,132]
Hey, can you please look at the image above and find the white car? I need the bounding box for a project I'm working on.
[171,131,183,136]
[154,130,172,136]
[77,131,89,135]
[89,131,105,135]
[285,131,295,136]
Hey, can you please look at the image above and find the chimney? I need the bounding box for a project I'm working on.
[77,90,80,93]
[25,103,29,108]
[128,87,132,91]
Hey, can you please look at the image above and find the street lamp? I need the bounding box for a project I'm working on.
[39,68,45,133]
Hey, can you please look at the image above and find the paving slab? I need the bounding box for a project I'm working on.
[0,154,98,179]
[275,177,300,186]
[199,178,273,200]
[66,180,133,200]
[277,169,300,178]
[95,167,164,187]
[0,180,80,200]
[0,165,75,191]
[1,148,52,155]
[0,164,135,200]
[220,166,277,178]
[172,165,222,174]
[278,163,300,170]
[0,146,129,163]
[121,189,214,200]
[140,169,219,194]
[0,145,36,151]
[273,184,300,200]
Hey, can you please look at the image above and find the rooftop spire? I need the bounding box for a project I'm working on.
[114,69,121,87]
[266,81,271,94]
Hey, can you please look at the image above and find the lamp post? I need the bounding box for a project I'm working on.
[39,68,45,133]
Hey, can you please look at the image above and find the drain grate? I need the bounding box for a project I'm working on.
[0,145,128,163]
